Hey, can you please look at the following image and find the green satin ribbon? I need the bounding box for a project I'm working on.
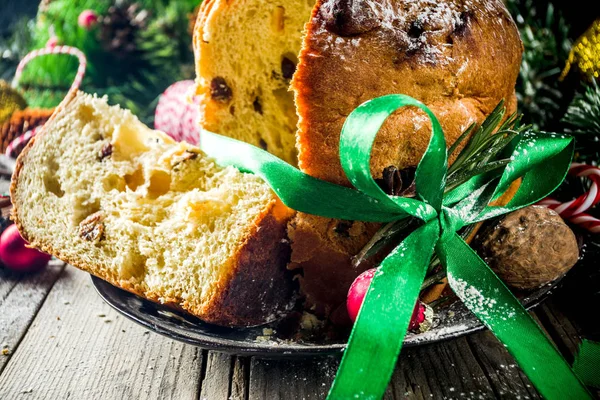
[574,341,600,388]
[199,94,592,399]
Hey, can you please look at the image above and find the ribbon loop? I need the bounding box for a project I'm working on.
[472,133,574,223]
[339,94,447,218]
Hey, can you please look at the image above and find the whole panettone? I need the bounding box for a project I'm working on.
[194,0,523,322]
[291,0,522,320]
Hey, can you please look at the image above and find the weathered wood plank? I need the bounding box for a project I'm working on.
[0,259,65,373]
[198,353,250,400]
[199,351,233,400]
[245,335,513,400]
[230,356,250,400]
[0,265,203,400]
[403,337,497,399]
[248,356,339,400]
[467,332,540,399]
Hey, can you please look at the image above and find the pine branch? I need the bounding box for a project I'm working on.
[562,80,600,163]
[506,0,572,130]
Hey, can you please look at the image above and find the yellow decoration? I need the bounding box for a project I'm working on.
[0,80,27,125]
[561,19,600,80]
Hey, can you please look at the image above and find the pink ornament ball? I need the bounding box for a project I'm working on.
[155,80,202,145]
[347,268,426,331]
[0,224,50,273]
[78,10,99,30]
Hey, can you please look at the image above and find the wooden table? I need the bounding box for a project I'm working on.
[0,258,598,400]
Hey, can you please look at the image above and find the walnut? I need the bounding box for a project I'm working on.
[79,212,105,243]
[476,206,579,290]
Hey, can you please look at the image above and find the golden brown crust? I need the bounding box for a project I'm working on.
[293,0,522,185]
[289,0,523,324]
[288,214,380,319]
[11,91,296,328]
[201,200,296,326]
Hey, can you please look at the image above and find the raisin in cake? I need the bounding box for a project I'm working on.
[11,92,295,327]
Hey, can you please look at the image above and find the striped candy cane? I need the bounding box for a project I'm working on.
[6,44,87,160]
[538,163,600,233]
[5,127,39,158]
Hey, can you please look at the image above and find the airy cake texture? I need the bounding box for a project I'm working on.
[11,92,295,327]
[194,0,315,165]
[193,0,523,323]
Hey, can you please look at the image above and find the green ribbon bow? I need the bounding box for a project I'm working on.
[199,94,592,399]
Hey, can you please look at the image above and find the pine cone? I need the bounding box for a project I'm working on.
[99,1,150,60]
[0,80,27,126]
[0,108,54,155]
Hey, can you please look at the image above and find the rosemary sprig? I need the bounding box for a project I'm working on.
[446,101,530,192]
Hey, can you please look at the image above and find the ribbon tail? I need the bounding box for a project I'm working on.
[574,341,600,388]
[437,232,592,400]
[328,222,439,400]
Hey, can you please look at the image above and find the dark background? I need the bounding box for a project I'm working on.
[0,0,39,35]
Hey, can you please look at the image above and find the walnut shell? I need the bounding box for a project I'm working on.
[477,206,579,290]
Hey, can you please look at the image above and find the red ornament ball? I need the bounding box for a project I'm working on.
[78,10,99,30]
[0,224,50,273]
[347,268,377,322]
[347,268,427,331]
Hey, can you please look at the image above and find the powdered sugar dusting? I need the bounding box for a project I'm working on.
[314,0,507,67]
[448,274,517,321]
[449,276,497,316]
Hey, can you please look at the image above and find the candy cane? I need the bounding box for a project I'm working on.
[6,44,87,160]
[538,163,600,233]
[12,44,87,97]
[5,127,39,158]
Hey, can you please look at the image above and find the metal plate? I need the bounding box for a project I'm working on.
[91,265,569,358]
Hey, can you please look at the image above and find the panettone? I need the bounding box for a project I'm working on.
[195,0,523,322]
[11,92,295,327]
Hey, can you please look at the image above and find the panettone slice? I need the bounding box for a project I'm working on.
[11,92,295,327]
